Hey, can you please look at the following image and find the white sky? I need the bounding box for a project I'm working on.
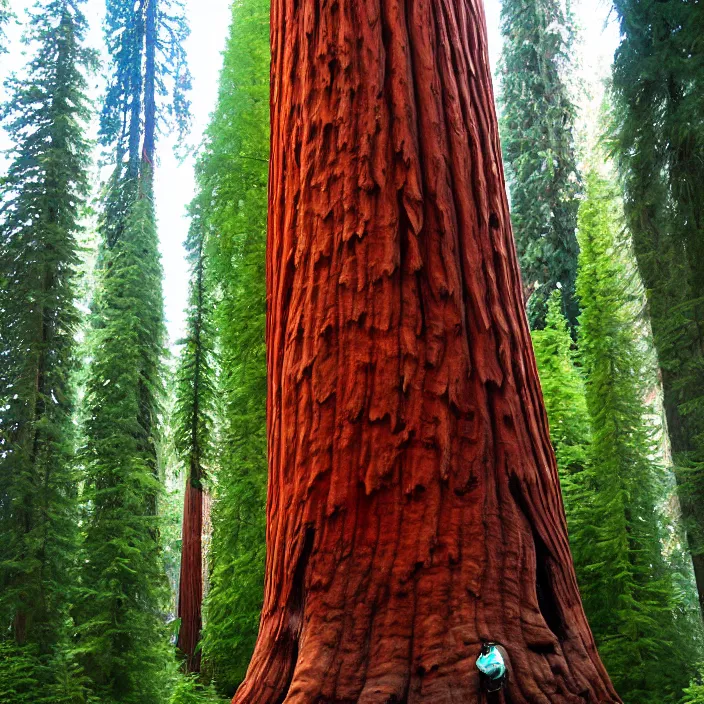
[1,0,620,345]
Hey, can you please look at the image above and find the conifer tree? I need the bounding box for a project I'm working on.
[195,0,269,693]
[75,1,191,701]
[611,0,704,617]
[573,170,699,703]
[174,201,216,674]
[499,0,581,329]
[77,187,171,704]
[0,0,93,695]
[531,289,590,531]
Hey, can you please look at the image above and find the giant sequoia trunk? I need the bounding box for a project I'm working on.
[234,1,620,702]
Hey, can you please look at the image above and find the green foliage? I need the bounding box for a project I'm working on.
[0,0,93,691]
[160,472,185,608]
[531,289,590,533]
[0,642,48,704]
[194,0,270,694]
[499,0,581,329]
[532,289,590,475]
[173,203,216,488]
[0,641,92,704]
[99,0,192,249]
[683,679,704,704]
[610,0,704,608]
[572,170,701,703]
[0,0,10,53]
[76,188,173,704]
[168,674,222,704]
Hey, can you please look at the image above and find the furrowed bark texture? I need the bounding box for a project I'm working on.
[178,479,204,673]
[234,1,620,702]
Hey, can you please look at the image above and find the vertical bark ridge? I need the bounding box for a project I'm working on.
[234,1,620,702]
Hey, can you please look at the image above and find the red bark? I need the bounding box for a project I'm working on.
[234,1,620,701]
[177,479,203,673]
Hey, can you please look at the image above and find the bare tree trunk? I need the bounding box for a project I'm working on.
[234,1,620,702]
[178,477,204,673]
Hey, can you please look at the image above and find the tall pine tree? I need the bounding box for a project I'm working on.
[77,184,170,704]
[0,0,93,697]
[611,0,704,618]
[195,0,269,693]
[573,170,699,703]
[75,1,191,701]
[499,0,581,329]
[531,289,590,532]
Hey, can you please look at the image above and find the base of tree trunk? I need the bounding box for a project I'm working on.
[233,473,617,703]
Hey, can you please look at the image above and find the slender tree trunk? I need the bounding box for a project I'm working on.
[143,0,157,169]
[178,474,204,673]
[127,0,146,177]
[140,0,159,507]
[235,1,620,702]
[177,236,208,672]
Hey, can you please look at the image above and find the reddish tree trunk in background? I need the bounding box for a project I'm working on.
[178,477,204,673]
[234,1,620,702]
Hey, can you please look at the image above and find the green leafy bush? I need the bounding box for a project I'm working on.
[0,642,93,704]
[682,680,704,704]
[169,675,223,704]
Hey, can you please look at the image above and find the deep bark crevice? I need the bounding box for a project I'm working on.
[289,527,316,637]
[534,542,566,644]
[274,527,317,704]
[508,473,567,642]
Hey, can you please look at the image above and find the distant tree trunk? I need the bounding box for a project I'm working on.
[177,251,206,674]
[178,476,204,673]
[143,0,157,169]
[175,211,212,673]
[127,0,145,178]
[234,1,620,702]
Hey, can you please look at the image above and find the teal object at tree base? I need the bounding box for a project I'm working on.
[477,644,507,690]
